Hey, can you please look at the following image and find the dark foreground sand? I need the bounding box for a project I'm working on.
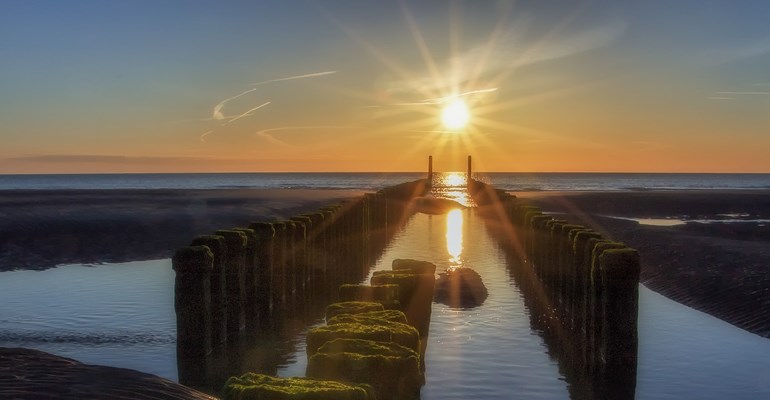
[0,347,215,400]
[0,189,365,271]
[519,190,770,338]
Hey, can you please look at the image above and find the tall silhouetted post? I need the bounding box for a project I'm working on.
[467,155,472,180]
[173,245,214,358]
[428,155,433,187]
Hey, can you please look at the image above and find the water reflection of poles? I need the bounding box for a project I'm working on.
[471,182,639,400]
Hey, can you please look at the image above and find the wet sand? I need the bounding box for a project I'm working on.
[519,190,770,338]
[0,347,215,400]
[0,189,365,271]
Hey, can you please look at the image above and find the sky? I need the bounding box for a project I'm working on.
[1,0,769,173]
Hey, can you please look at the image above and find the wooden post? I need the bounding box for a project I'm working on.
[215,229,248,338]
[233,228,258,330]
[173,245,214,358]
[248,222,275,326]
[428,155,433,187]
[467,155,472,180]
[189,235,227,346]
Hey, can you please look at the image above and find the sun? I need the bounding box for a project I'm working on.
[441,98,470,130]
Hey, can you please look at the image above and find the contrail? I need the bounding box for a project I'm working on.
[199,130,214,142]
[422,88,499,104]
[251,71,337,86]
[716,91,770,95]
[213,88,257,120]
[211,71,335,121]
[226,101,271,124]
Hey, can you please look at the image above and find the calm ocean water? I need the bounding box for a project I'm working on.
[1,172,769,191]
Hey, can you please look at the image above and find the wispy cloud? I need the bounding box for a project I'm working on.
[208,70,336,134]
[212,88,257,121]
[226,101,272,124]
[384,17,625,99]
[716,91,770,96]
[200,130,214,142]
[251,70,336,86]
[707,96,735,101]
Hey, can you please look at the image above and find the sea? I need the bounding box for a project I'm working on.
[1,172,769,191]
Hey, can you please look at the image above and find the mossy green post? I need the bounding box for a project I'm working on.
[548,220,569,282]
[248,222,275,326]
[327,309,409,325]
[319,209,336,284]
[271,221,288,316]
[555,224,583,308]
[290,216,311,268]
[519,206,541,227]
[371,269,435,336]
[588,240,627,374]
[300,213,325,288]
[306,320,420,356]
[597,247,640,396]
[572,230,603,347]
[173,246,214,359]
[325,301,385,321]
[190,234,228,346]
[222,372,374,400]
[529,215,552,271]
[338,284,400,309]
[215,229,248,338]
[559,224,584,280]
[281,221,298,305]
[233,228,258,329]
[307,338,422,400]
[290,219,306,308]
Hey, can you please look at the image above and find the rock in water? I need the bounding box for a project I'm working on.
[434,267,488,308]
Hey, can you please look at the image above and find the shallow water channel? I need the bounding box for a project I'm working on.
[2,208,770,399]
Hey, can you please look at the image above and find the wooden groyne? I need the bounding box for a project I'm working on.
[469,179,640,398]
[172,179,427,390]
[171,165,642,398]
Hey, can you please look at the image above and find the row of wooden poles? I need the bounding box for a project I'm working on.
[469,179,639,398]
[171,180,427,365]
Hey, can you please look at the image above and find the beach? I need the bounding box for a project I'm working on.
[0,189,366,271]
[519,189,770,338]
[3,187,768,339]
[2,186,770,398]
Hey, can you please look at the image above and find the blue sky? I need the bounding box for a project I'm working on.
[1,0,769,172]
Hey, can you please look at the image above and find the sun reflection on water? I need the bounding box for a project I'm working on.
[432,172,475,207]
[440,172,467,187]
[446,209,463,267]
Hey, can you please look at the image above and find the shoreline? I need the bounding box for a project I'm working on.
[0,188,366,271]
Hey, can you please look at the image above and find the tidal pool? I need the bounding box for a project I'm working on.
[1,208,769,399]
